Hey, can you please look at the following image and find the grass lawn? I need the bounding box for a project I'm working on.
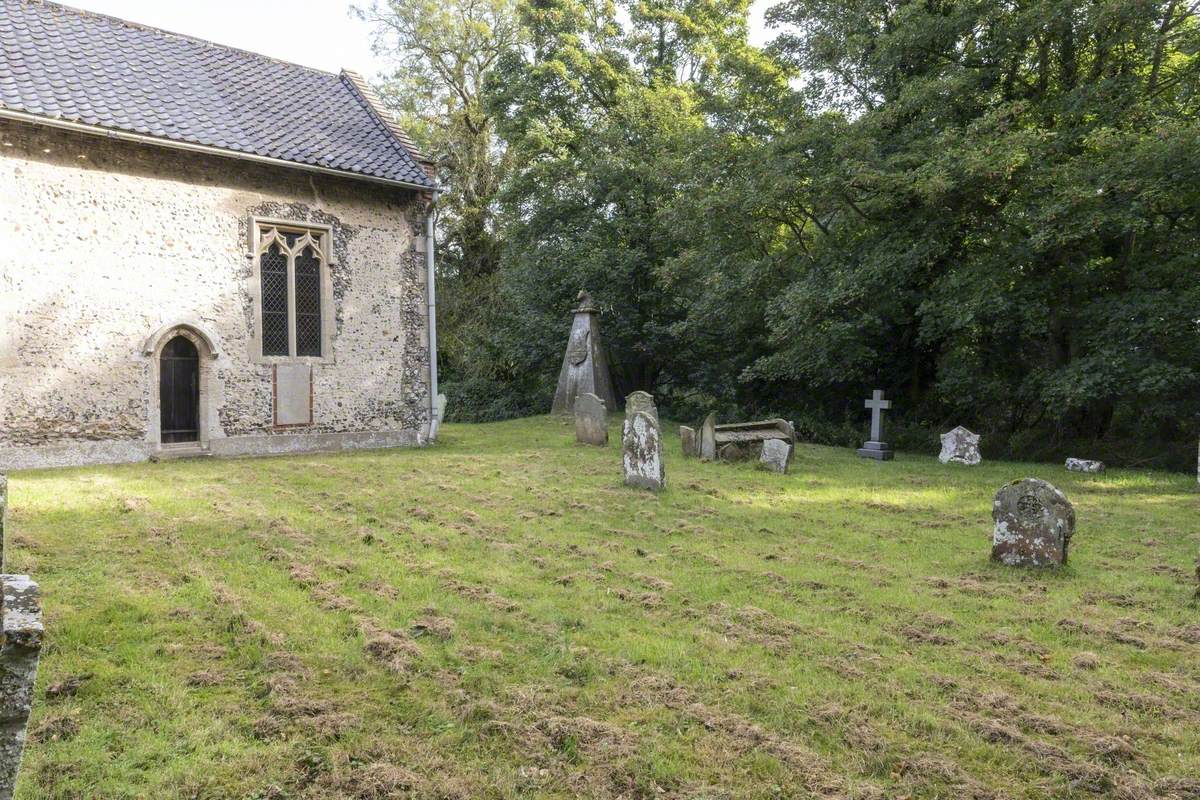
[6,416,1200,799]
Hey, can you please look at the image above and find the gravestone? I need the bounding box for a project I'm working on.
[0,476,5,571]
[699,413,717,462]
[430,393,448,440]
[550,291,618,416]
[939,426,981,465]
[624,391,659,426]
[622,394,665,491]
[1065,458,1104,474]
[992,478,1075,567]
[0,474,42,800]
[680,426,698,458]
[574,392,608,446]
[856,390,894,461]
[759,439,791,474]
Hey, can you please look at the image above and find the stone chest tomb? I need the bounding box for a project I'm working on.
[0,0,442,469]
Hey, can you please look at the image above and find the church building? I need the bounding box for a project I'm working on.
[0,0,440,470]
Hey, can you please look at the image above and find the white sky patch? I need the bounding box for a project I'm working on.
[63,0,778,77]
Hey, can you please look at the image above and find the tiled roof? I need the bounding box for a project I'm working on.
[0,0,435,188]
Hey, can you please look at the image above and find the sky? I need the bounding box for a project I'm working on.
[61,0,774,78]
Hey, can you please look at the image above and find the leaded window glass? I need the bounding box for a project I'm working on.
[256,225,327,358]
[260,243,289,356]
[295,246,322,357]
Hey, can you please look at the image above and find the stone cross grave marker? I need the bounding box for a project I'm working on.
[574,392,608,446]
[856,389,894,461]
[992,478,1075,567]
[622,393,665,491]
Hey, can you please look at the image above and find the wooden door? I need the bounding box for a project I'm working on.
[160,336,199,444]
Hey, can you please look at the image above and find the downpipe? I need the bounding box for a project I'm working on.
[426,192,440,441]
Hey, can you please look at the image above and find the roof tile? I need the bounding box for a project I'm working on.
[0,0,434,188]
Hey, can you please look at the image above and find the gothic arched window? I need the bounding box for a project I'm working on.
[254,224,329,359]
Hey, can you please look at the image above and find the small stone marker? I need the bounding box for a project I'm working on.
[0,474,43,799]
[622,394,665,491]
[759,439,791,473]
[430,392,448,440]
[856,389,893,461]
[574,392,608,446]
[992,478,1075,567]
[699,413,717,462]
[939,426,981,465]
[1065,458,1104,474]
[680,426,698,457]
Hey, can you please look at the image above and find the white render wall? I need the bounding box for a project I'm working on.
[0,119,432,470]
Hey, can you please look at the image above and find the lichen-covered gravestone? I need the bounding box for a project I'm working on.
[680,426,698,458]
[622,393,665,491]
[992,478,1075,567]
[574,392,608,446]
[0,475,43,800]
[759,438,791,474]
[939,426,981,465]
[0,475,5,570]
[1065,458,1104,474]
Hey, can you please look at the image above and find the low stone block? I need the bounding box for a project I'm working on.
[992,478,1075,567]
[759,439,791,474]
[939,426,981,465]
[1065,458,1104,474]
[574,392,608,446]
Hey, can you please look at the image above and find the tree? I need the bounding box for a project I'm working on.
[356,0,521,419]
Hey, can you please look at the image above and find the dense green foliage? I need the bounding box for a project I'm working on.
[368,0,1200,468]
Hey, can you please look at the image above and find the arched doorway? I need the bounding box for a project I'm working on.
[159,336,200,444]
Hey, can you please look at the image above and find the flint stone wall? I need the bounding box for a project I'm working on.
[0,119,432,469]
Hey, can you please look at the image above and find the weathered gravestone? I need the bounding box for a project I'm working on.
[759,438,792,474]
[574,392,608,446]
[0,475,43,800]
[992,478,1075,567]
[1065,458,1105,474]
[856,390,894,461]
[551,290,618,416]
[699,413,717,462]
[939,426,982,466]
[430,393,447,441]
[622,394,665,491]
[714,419,796,463]
[680,426,698,458]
